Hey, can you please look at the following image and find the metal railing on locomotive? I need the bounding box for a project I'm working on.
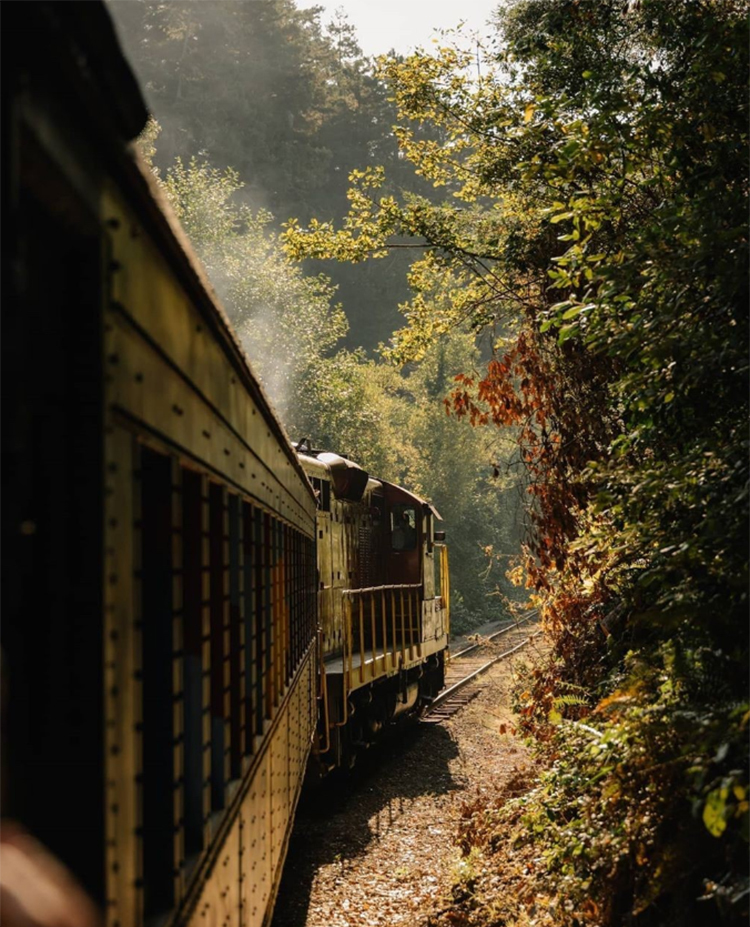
[437,543,450,628]
[319,583,423,733]
[317,544,450,741]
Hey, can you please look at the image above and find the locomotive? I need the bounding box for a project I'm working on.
[296,446,449,773]
[0,4,449,927]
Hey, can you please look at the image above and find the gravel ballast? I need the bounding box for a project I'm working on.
[272,636,546,927]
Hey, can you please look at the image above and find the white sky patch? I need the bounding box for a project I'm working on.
[306,0,501,58]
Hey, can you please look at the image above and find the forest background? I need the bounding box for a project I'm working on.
[109,2,747,925]
[109,0,525,635]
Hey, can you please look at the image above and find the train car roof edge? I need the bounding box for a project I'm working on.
[124,146,315,498]
[10,0,315,504]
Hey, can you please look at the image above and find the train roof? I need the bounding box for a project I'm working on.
[3,2,150,144]
[294,445,441,518]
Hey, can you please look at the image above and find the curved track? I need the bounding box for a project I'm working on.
[423,612,541,723]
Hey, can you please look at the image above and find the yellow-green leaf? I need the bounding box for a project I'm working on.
[703,787,729,837]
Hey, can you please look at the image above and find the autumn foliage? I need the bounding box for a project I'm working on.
[284,0,748,923]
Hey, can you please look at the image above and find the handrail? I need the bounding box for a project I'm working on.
[314,627,331,754]
[337,583,425,674]
[332,599,352,729]
[440,545,450,633]
[342,583,422,596]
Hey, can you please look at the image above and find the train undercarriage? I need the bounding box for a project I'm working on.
[314,650,446,773]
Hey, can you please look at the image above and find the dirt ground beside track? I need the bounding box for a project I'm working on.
[271,633,548,927]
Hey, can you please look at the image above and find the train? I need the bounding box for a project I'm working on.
[296,445,450,774]
[0,4,450,927]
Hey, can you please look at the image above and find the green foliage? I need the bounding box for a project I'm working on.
[500,652,749,927]
[383,331,522,622]
[282,0,749,921]
[158,143,347,425]
[108,0,441,349]
[139,123,521,628]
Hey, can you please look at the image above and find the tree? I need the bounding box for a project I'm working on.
[140,120,520,631]
[151,134,347,426]
[108,0,442,349]
[282,1,749,921]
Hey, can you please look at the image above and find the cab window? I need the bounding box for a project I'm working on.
[311,476,331,511]
[391,505,417,551]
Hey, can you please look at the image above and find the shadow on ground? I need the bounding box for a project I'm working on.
[271,720,460,927]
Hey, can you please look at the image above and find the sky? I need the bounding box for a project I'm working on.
[308,0,501,58]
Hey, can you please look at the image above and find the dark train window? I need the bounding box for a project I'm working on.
[310,476,331,512]
[181,468,205,864]
[391,505,417,551]
[140,447,176,917]
[291,530,299,671]
[208,482,227,813]
[258,512,273,723]
[245,503,265,748]
[284,524,293,683]
[294,531,304,668]
[242,501,256,753]
[275,519,285,704]
[227,493,243,781]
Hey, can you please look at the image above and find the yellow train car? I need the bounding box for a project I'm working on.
[294,446,450,770]
[2,5,317,926]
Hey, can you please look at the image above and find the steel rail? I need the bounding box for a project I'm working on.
[450,609,540,661]
[426,618,542,718]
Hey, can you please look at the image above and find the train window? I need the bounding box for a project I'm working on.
[272,518,279,704]
[251,505,266,740]
[208,482,227,814]
[278,521,287,693]
[310,476,331,512]
[181,468,204,864]
[289,525,299,679]
[227,493,242,781]
[242,502,257,753]
[289,529,298,673]
[391,505,417,551]
[278,522,286,697]
[320,480,331,511]
[286,527,293,680]
[261,513,273,720]
[140,447,177,917]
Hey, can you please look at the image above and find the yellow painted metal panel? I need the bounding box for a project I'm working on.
[104,428,141,927]
[269,712,290,869]
[99,175,319,927]
[102,183,315,538]
[180,647,317,927]
[104,309,312,534]
[242,754,271,927]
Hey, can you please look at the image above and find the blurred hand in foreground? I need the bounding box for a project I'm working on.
[0,824,100,927]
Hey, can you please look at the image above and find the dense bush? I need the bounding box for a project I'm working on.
[284,0,749,921]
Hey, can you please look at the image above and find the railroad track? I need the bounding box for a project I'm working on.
[423,611,541,723]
